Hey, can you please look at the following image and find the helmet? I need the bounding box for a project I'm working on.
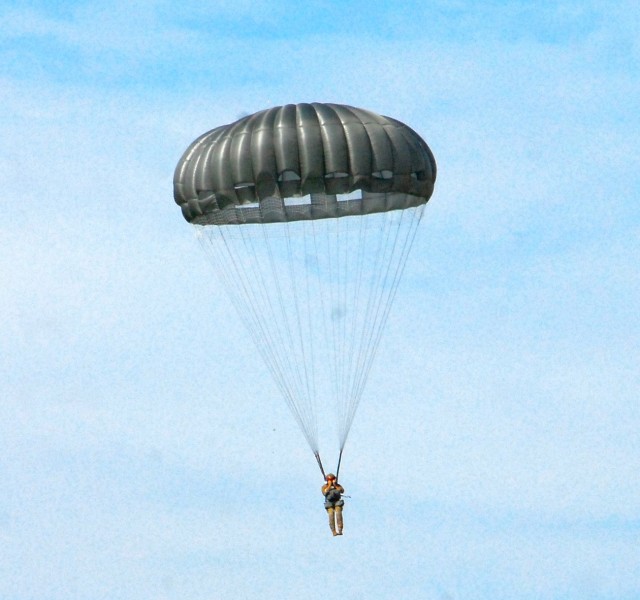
[325,473,336,481]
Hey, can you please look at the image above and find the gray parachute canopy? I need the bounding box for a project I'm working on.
[173,102,437,471]
[173,102,436,225]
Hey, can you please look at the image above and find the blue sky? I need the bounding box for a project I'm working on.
[1,1,639,599]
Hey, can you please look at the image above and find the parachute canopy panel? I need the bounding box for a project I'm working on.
[173,103,437,225]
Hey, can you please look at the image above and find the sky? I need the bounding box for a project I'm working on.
[1,1,639,598]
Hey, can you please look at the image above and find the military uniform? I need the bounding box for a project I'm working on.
[322,478,344,536]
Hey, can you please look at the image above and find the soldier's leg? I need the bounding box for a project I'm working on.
[326,507,337,536]
[335,505,343,535]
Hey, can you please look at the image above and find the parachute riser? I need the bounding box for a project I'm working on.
[314,449,344,483]
[335,448,344,482]
[314,452,326,479]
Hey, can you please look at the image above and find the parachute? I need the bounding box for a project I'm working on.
[174,102,436,476]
